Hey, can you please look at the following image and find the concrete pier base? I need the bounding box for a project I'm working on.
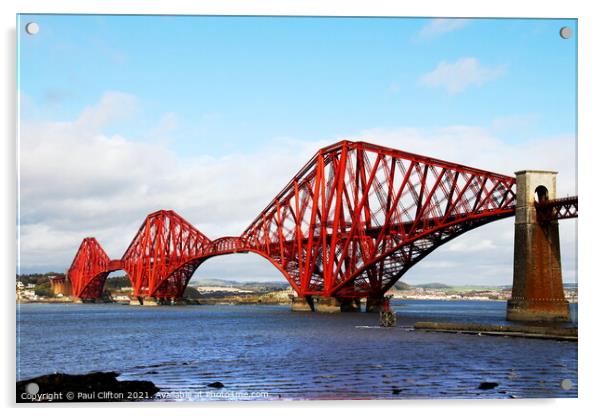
[507,171,570,322]
[141,297,159,306]
[340,298,361,312]
[290,296,361,312]
[290,295,391,313]
[507,298,570,322]
[129,296,188,306]
[366,297,386,313]
[313,296,342,313]
[291,296,314,312]
[129,296,143,306]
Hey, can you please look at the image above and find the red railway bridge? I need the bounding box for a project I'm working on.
[66,141,577,321]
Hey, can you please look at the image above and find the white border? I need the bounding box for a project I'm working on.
[3,1,600,415]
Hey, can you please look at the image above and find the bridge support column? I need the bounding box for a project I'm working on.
[291,296,361,312]
[129,296,143,306]
[507,171,570,322]
[365,296,386,313]
[291,296,314,312]
[314,296,342,313]
[141,297,159,306]
[339,298,361,312]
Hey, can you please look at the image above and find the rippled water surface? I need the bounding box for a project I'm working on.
[16,301,578,400]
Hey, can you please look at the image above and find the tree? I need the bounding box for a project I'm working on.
[34,284,53,298]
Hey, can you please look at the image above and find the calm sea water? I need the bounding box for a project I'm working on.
[16,300,578,400]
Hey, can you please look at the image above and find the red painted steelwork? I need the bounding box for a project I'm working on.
[535,196,578,222]
[240,141,517,298]
[121,210,212,299]
[67,238,121,299]
[67,140,520,300]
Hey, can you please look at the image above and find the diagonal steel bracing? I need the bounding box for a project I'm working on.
[67,140,523,300]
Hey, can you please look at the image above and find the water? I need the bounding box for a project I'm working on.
[16,300,578,400]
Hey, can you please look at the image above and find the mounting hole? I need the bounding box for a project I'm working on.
[561,379,573,390]
[25,22,39,35]
[559,26,572,39]
[25,382,39,395]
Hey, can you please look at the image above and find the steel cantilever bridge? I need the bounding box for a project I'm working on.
[67,140,576,304]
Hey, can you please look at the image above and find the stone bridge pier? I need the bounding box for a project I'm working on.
[506,170,570,322]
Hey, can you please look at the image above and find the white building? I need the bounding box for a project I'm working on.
[17,289,38,301]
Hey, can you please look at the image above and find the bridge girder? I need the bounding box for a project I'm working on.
[240,141,517,298]
[120,210,212,298]
[67,140,539,300]
[67,238,114,299]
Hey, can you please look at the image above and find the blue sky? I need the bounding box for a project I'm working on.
[17,15,577,285]
[19,16,576,152]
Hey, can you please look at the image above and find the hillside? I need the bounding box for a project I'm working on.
[192,278,290,291]
[415,283,451,289]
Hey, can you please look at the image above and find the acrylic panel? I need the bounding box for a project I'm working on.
[16,15,578,402]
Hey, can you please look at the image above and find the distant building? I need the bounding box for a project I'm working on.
[196,286,253,294]
[17,289,38,301]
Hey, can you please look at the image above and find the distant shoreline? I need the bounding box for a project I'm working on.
[16,275,578,305]
[15,297,579,305]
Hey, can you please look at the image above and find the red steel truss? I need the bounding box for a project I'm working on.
[67,238,122,299]
[240,141,517,299]
[67,140,524,300]
[535,196,578,222]
[121,210,212,299]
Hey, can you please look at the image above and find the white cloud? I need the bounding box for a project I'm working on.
[75,91,138,131]
[149,112,179,143]
[420,57,507,94]
[418,18,470,39]
[18,93,577,287]
[18,93,323,275]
